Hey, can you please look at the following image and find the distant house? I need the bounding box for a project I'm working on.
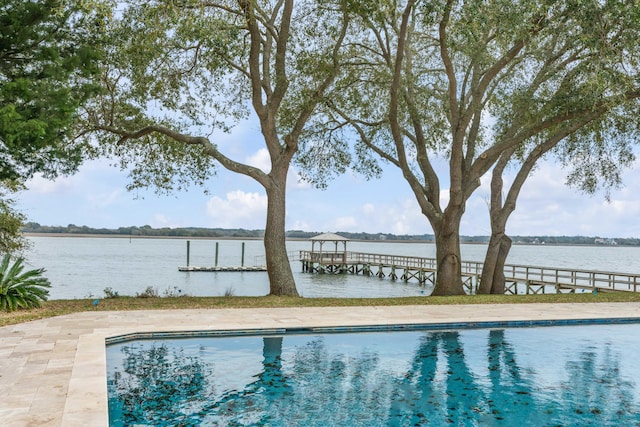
[595,238,618,245]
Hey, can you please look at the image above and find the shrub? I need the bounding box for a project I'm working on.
[162,286,187,297]
[0,254,51,311]
[104,287,119,298]
[136,286,159,298]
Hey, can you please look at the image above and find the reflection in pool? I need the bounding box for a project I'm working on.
[107,323,640,426]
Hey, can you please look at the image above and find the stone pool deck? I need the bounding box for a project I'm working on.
[1,302,639,426]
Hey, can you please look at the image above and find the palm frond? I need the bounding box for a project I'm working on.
[0,255,51,312]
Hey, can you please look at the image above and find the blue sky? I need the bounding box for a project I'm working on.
[16,120,640,238]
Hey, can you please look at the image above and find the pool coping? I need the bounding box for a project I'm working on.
[105,316,640,344]
[2,302,640,426]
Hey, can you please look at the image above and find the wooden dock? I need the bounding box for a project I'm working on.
[178,266,267,272]
[299,250,640,294]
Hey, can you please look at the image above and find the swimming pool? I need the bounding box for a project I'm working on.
[107,322,640,426]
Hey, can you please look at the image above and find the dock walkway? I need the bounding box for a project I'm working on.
[178,266,267,272]
[299,250,640,294]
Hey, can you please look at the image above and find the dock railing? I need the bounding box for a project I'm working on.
[502,264,640,293]
[300,251,484,274]
[300,251,436,269]
[299,250,640,293]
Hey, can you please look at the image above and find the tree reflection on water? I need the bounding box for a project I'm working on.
[107,329,640,426]
[108,344,215,426]
[555,345,640,425]
[388,330,538,426]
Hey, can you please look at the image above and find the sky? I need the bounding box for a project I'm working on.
[15,119,640,239]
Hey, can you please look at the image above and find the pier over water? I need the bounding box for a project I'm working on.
[177,233,640,295]
[299,249,640,295]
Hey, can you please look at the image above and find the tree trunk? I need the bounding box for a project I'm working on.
[431,214,466,296]
[478,235,499,295]
[479,232,512,294]
[263,182,299,296]
[493,235,512,294]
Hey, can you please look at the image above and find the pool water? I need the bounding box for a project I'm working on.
[107,323,640,426]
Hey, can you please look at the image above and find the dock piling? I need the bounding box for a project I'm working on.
[297,250,640,295]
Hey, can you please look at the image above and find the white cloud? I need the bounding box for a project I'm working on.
[206,190,268,228]
[26,174,74,194]
[245,148,271,173]
[152,213,181,228]
[351,198,431,235]
[608,199,640,217]
[290,219,312,230]
[244,148,311,190]
[388,199,427,235]
[213,114,264,157]
[361,203,375,215]
[498,160,640,237]
[287,168,312,190]
[439,189,450,207]
[24,158,130,197]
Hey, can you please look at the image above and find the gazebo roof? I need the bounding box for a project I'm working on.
[310,233,349,242]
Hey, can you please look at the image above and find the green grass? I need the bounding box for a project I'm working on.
[2,291,640,327]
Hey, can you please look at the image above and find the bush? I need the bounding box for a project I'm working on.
[104,287,119,298]
[0,254,51,311]
[136,286,159,298]
[162,286,187,297]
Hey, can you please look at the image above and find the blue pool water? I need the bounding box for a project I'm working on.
[107,322,640,426]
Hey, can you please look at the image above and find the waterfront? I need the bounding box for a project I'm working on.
[22,236,640,300]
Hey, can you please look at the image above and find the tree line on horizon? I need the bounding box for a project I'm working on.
[3,1,640,297]
[21,222,640,246]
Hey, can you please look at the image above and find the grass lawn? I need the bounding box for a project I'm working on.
[2,291,640,327]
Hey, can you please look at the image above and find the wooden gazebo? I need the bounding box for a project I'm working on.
[300,233,350,273]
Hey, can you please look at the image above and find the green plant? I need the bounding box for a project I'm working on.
[223,287,235,297]
[162,286,187,298]
[136,286,159,298]
[104,287,120,298]
[0,254,51,311]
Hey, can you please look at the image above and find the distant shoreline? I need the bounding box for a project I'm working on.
[22,232,439,243]
[22,223,638,245]
[22,232,635,247]
[21,233,419,243]
[22,232,266,241]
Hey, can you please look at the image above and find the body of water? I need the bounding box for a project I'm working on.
[106,323,640,426]
[23,236,640,300]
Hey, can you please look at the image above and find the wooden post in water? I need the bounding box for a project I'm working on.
[215,242,219,267]
[241,242,245,267]
[186,240,190,267]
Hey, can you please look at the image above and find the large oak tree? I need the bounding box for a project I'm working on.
[315,0,640,295]
[476,0,640,293]
[87,0,352,296]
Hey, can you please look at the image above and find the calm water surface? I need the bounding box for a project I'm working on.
[106,323,640,426]
[24,236,640,300]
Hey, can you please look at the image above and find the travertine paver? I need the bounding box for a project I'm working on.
[0,303,639,426]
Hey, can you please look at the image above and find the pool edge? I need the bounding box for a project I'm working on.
[105,316,640,345]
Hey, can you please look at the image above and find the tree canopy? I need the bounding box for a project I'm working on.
[87,0,353,296]
[0,0,104,182]
[0,182,27,255]
[0,0,106,256]
[309,0,640,295]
